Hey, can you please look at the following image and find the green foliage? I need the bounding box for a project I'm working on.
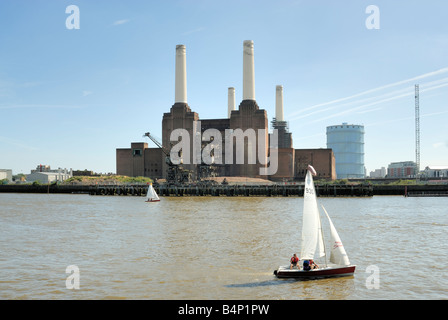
[65,176,83,183]
[12,174,26,182]
[324,179,351,185]
[118,176,154,184]
[62,175,153,185]
[387,179,416,185]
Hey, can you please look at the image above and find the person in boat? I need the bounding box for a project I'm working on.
[303,260,311,271]
[290,254,300,269]
[309,259,319,269]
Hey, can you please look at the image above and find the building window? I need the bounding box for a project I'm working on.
[133,149,142,156]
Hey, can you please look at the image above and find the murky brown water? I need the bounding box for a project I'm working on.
[1,193,447,299]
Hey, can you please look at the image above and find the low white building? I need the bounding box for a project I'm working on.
[26,169,72,183]
[423,166,448,178]
[0,169,13,182]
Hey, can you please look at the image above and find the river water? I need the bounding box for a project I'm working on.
[0,193,447,300]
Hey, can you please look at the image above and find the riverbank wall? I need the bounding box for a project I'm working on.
[1,183,447,197]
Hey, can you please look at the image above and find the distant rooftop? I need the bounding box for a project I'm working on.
[425,166,448,170]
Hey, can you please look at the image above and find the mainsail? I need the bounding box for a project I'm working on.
[146,183,160,202]
[300,166,325,260]
[321,205,350,266]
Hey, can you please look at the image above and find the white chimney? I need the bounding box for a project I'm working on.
[275,85,284,122]
[175,44,187,103]
[228,87,235,118]
[243,40,255,101]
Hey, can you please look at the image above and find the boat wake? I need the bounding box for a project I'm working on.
[225,279,288,288]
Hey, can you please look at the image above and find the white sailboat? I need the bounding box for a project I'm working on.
[145,183,160,202]
[274,165,355,279]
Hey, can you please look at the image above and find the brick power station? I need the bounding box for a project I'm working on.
[117,41,336,183]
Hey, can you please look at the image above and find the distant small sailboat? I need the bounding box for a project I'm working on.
[274,165,355,279]
[145,183,160,202]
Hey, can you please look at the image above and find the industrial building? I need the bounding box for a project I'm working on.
[326,123,365,179]
[116,143,163,179]
[117,41,336,182]
[422,166,448,179]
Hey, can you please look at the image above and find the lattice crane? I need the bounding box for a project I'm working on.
[143,132,192,185]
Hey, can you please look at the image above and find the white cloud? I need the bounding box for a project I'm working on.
[433,141,448,149]
[181,27,205,36]
[113,19,130,26]
[287,67,448,119]
[288,76,448,124]
[356,107,383,114]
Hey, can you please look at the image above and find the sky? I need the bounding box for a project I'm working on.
[0,0,447,175]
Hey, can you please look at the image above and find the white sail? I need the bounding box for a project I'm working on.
[146,183,160,202]
[321,205,350,266]
[300,166,325,260]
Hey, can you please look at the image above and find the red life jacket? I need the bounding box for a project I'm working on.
[291,256,299,263]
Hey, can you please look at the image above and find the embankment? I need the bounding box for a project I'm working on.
[1,183,447,197]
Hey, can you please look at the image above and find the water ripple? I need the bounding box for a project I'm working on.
[1,194,447,299]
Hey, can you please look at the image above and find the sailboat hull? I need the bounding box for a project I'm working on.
[145,199,160,202]
[274,265,356,279]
